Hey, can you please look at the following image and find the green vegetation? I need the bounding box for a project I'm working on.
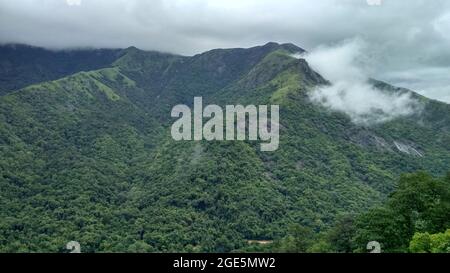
[244,172,450,253]
[409,229,450,253]
[0,44,124,96]
[0,43,448,252]
[351,172,450,253]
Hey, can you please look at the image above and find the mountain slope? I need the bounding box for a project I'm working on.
[0,43,448,252]
[0,44,125,95]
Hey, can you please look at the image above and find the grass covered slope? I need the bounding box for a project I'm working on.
[0,43,449,252]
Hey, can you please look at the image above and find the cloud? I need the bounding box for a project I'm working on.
[380,67,450,103]
[66,0,82,6]
[303,39,422,124]
[0,0,449,103]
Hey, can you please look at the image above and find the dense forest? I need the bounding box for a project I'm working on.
[241,172,450,253]
[0,43,449,252]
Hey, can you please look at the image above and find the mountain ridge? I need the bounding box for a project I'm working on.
[0,42,448,252]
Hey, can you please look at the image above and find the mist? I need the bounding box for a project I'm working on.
[1,0,449,103]
[303,39,422,124]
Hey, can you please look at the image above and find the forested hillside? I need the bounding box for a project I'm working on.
[0,43,448,252]
[0,44,124,95]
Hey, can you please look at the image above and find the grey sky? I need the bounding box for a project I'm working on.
[0,0,449,102]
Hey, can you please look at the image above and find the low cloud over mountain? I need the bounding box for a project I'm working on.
[0,0,449,102]
[303,39,422,124]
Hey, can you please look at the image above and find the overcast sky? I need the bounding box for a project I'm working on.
[0,0,449,103]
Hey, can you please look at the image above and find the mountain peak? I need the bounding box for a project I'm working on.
[261,42,305,53]
[262,41,280,47]
[123,46,140,54]
[1,40,449,254]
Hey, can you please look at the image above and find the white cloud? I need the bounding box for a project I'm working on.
[304,39,422,124]
[66,0,82,6]
[0,0,449,103]
[433,12,450,42]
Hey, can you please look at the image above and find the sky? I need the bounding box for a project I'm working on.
[0,0,449,103]
[304,39,423,124]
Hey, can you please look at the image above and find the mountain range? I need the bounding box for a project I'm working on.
[0,42,448,252]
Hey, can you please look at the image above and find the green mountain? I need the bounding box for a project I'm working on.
[0,44,124,95]
[0,43,448,252]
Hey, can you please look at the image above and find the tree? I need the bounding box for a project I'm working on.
[409,230,450,253]
[353,207,410,252]
[326,215,356,253]
[353,172,450,253]
[277,225,314,253]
